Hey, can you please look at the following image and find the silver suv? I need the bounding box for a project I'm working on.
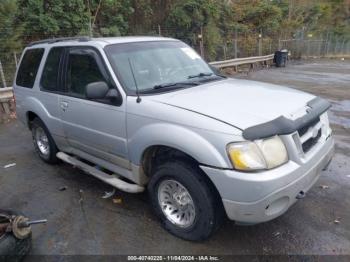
[14,37,334,241]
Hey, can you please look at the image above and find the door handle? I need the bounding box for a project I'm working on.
[60,101,68,111]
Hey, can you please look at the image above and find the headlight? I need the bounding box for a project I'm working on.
[227,136,288,171]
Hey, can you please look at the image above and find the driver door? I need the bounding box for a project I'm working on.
[59,47,128,166]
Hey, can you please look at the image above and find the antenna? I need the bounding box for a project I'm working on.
[128,58,142,103]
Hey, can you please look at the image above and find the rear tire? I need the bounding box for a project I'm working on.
[148,160,224,241]
[31,118,59,164]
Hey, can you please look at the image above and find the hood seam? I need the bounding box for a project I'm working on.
[157,101,243,131]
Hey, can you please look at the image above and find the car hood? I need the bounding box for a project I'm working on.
[150,78,315,130]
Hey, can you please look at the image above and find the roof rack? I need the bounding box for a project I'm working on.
[27,36,91,47]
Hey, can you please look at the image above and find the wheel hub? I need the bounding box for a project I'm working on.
[173,191,190,206]
[158,180,196,228]
[34,127,50,156]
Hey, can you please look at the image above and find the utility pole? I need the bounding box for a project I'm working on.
[0,60,7,88]
[258,30,262,56]
[223,43,227,60]
[89,21,92,37]
[234,27,238,59]
[318,36,323,57]
[341,37,346,55]
[199,26,204,58]
[335,37,339,54]
[288,0,293,21]
[325,31,330,57]
[13,52,18,68]
[158,25,161,36]
[278,37,282,50]
[87,0,93,37]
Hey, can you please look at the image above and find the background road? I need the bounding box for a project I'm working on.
[1,59,349,255]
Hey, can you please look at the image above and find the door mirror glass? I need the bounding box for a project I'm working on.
[85,81,109,99]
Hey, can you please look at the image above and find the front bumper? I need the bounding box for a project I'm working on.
[201,135,334,224]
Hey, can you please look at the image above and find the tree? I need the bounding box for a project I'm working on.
[90,0,133,36]
[165,0,224,59]
[0,0,22,52]
[17,0,90,42]
[0,0,23,85]
[1,0,349,64]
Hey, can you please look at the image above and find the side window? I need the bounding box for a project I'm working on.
[16,48,44,88]
[41,47,64,92]
[67,51,106,97]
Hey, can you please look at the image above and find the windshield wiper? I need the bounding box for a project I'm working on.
[188,72,214,79]
[153,81,199,90]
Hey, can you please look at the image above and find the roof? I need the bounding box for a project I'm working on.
[26,36,178,49]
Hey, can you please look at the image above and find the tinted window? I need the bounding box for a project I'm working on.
[16,48,44,88]
[67,53,106,96]
[41,47,64,92]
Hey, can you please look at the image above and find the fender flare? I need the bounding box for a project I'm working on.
[128,123,229,168]
[23,96,62,134]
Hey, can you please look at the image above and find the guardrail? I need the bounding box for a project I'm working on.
[209,54,274,68]
[0,87,14,116]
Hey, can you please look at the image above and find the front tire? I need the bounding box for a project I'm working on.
[31,118,59,164]
[148,160,224,241]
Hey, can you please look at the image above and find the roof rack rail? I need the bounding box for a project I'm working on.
[27,36,91,47]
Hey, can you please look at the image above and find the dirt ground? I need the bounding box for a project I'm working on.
[0,59,349,257]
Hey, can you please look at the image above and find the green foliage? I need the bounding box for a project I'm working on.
[0,0,348,61]
[166,0,214,37]
[0,0,22,52]
[17,0,90,41]
[0,0,23,85]
[165,0,223,59]
[237,0,283,33]
[91,0,133,36]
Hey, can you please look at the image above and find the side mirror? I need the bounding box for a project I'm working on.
[209,64,222,75]
[85,81,109,100]
[105,89,119,99]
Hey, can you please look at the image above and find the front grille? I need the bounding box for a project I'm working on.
[297,117,320,137]
[302,129,322,153]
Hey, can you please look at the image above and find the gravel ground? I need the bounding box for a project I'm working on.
[0,59,349,257]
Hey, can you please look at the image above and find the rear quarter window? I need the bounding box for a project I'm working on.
[16,48,44,88]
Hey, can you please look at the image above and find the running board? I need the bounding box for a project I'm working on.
[56,152,145,193]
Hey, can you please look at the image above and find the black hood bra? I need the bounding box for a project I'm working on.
[242,97,331,140]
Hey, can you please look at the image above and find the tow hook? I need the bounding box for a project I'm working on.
[296,191,306,200]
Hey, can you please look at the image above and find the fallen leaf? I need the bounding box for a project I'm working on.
[112,198,122,204]
[320,185,329,189]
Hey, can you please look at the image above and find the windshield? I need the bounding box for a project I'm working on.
[105,41,218,93]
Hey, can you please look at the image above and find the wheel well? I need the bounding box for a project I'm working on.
[27,111,38,129]
[141,145,225,215]
[141,145,199,178]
